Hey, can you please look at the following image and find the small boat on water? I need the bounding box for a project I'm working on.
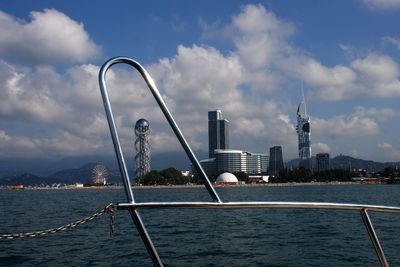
[2,185,24,190]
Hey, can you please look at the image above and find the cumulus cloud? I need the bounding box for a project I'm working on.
[301,53,400,101]
[198,4,400,102]
[311,142,331,154]
[351,53,400,98]
[282,56,357,89]
[362,0,400,9]
[352,53,398,82]
[353,106,397,120]
[0,4,399,162]
[313,107,386,137]
[0,33,298,158]
[0,9,101,64]
[229,4,294,70]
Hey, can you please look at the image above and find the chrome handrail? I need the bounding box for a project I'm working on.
[99,57,397,267]
[116,201,400,213]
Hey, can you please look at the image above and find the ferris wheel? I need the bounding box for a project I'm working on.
[91,164,108,185]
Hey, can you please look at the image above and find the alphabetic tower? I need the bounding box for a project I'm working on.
[135,118,151,184]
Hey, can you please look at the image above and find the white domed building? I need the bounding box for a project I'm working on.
[214,172,239,185]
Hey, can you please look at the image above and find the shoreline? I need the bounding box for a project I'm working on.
[0,181,364,190]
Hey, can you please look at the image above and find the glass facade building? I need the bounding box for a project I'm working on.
[268,146,284,176]
[208,110,229,158]
[296,95,312,170]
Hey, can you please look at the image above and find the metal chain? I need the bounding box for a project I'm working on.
[0,203,115,240]
[106,203,115,238]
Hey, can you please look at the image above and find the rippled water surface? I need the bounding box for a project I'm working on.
[1,184,400,266]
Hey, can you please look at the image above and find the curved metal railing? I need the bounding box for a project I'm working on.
[99,57,399,267]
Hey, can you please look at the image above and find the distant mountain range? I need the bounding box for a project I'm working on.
[0,162,125,186]
[1,154,399,186]
[0,151,207,186]
[0,150,206,177]
[286,155,400,172]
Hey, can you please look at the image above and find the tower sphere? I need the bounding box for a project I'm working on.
[135,118,149,128]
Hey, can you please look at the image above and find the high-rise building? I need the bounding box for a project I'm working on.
[316,153,330,172]
[296,91,312,170]
[268,146,284,176]
[208,110,229,158]
[199,158,216,176]
[135,118,151,184]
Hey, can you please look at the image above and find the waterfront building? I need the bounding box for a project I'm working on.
[199,158,216,176]
[199,110,268,177]
[135,118,151,184]
[268,146,284,176]
[296,92,312,170]
[316,153,330,172]
[215,149,245,174]
[201,149,269,175]
[208,110,229,158]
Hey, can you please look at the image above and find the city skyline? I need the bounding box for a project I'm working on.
[0,1,400,163]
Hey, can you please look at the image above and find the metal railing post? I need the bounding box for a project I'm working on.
[360,208,389,267]
[99,58,164,267]
[99,57,221,203]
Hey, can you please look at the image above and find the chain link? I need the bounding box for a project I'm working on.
[0,203,115,240]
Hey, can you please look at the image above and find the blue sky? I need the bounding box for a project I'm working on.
[0,0,400,162]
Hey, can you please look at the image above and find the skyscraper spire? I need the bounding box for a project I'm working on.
[296,82,311,170]
[301,80,307,116]
[297,80,307,118]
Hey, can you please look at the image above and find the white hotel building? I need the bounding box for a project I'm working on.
[200,149,269,176]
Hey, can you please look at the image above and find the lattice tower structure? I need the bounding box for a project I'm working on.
[135,119,151,184]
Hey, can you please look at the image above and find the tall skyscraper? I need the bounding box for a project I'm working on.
[296,90,312,170]
[208,110,229,158]
[135,118,151,184]
[268,146,284,176]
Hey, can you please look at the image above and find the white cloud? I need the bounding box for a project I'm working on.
[377,143,400,159]
[302,53,400,101]
[199,4,400,102]
[382,36,400,50]
[378,142,392,149]
[235,118,266,138]
[281,55,357,88]
[313,108,384,137]
[0,32,299,158]
[311,142,331,154]
[0,9,100,64]
[362,0,400,9]
[229,4,294,70]
[1,4,400,162]
[353,106,397,120]
[352,53,398,82]
[351,53,400,98]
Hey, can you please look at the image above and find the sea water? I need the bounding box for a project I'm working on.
[1,184,400,266]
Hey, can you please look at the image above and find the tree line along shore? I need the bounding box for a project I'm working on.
[136,167,400,186]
